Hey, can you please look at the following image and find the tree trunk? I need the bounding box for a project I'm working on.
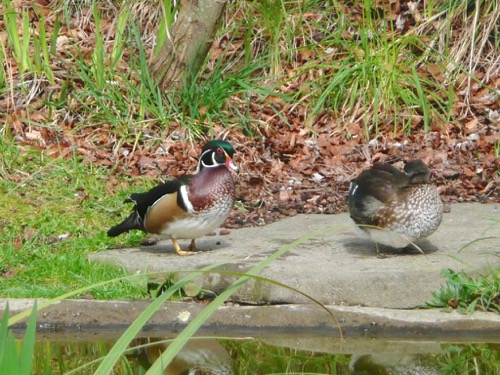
[149,0,227,91]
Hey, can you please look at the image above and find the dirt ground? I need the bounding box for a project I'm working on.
[91,118,499,229]
[8,118,500,229]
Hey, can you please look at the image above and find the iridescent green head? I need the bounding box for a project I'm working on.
[199,140,238,173]
[202,140,235,157]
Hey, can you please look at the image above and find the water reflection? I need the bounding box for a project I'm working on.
[31,337,498,374]
[131,338,235,375]
[350,353,439,375]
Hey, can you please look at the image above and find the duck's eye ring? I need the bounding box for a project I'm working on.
[216,148,223,154]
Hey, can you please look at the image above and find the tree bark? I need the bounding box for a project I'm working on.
[149,0,227,91]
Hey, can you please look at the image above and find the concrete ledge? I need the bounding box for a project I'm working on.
[3,299,499,343]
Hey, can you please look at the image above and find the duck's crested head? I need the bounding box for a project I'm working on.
[202,140,235,157]
[199,140,238,173]
[404,159,431,184]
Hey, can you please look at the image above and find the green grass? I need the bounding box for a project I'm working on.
[426,268,500,314]
[0,138,148,299]
[0,302,37,375]
[437,343,500,375]
[1,0,497,145]
[1,0,55,83]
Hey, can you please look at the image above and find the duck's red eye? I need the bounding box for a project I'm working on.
[217,148,223,154]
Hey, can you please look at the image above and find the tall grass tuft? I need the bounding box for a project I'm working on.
[2,0,24,75]
[0,41,6,89]
[1,0,56,82]
[303,0,451,136]
[426,268,500,314]
[2,0,496,141]
[0,302,37,375]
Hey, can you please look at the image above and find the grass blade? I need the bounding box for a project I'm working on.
[0,303,9,367]
[93,263,225,375]
[111,5,129,68]
[38,15,55,84]
[412,65,430,131]
[91,4,105,90]
[2,0,21,67]
[457,236,499,253]
[19,301,37,375]
[21,8,31,73]
[7,269,201,326]
[0,331,20,375]
[146,226,337,374]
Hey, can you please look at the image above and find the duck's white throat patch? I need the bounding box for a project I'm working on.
[179,185,194,213]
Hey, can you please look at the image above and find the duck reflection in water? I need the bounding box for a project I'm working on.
[130,338,235,375]
[350,353,439,375]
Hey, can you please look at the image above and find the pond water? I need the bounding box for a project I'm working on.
[31,335,499,374]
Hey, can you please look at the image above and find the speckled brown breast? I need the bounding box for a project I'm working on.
[373,184,443,239]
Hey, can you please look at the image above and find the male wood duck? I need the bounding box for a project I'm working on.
[348,159,443,256]
[107,140,239,256]
[132,338,234,375]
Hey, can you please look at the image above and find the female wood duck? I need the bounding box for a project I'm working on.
[107,140,239,256]
[348,159,443,256]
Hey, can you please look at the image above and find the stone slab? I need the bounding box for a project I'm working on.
[91,203,500,308]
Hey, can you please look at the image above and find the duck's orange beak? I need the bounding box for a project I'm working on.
[225,153,239,174]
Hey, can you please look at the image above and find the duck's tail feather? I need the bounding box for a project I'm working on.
[107,212,143,237]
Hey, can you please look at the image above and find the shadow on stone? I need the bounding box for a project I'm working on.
[109,238,231,255]
[343,237,440,257]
